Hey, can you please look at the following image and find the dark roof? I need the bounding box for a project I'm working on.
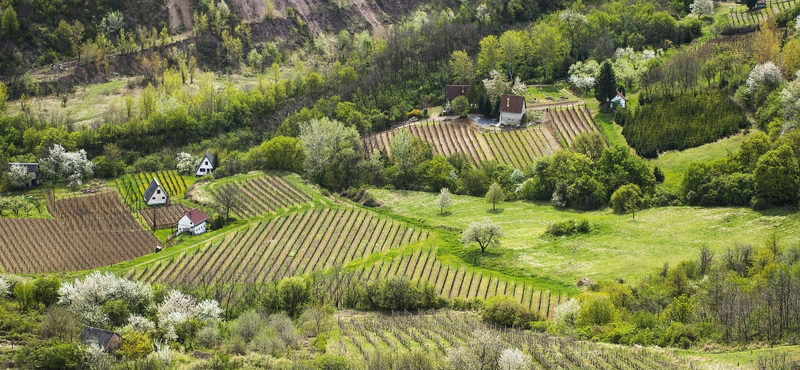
[196,150,214,171]
[79,327,119,350]
[184,208,208,225]
[446,85,470,101]
[143,178,165,201]
[499,95,526,114]
[8,163,39,173]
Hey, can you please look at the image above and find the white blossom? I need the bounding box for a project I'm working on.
[554,298,581,326]
[58,271,153,326]
[781,75,800,134]
[0,275,9,299]
[197,299,223,321]
[124,314,157,333]
[569,75,596,90]
[147,341,172,367]
[690,0,714,17]
[511,77,527,95]
[568,60,600,90]
[483,70,510,101]
[498,348,532,370]
[642,49,656,60]
[176,152,196,175]
[746,62,783,93]
[796,14,800,31]
[40,144,94,185]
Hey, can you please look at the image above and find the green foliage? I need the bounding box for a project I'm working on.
[2,6,19,36]
[577,292,618,327]
[278,277,311,318]
[485,182,505,210]
[595,61,617,111]
[610,184,642,216]
[246,136,305,173]
[481,295,544,329]
[32,276,61,308]
[451,95,471,118]
[620,90,749,158]
[546,219,592,237]
[13,281,36,311]
[101,299,130,328]
[315,354,352,370]
[754,144,800,207]
[15,342,84,369]
[120,330,152,359]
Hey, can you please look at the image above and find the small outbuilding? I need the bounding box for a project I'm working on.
[7,163,43,187]
[196,150,215,177]
[177,208,209,236]
[445,85,470,111]
[499,94,526,126]
[79,327,121,352]
[144,178,169,206]
[610,91,627,109]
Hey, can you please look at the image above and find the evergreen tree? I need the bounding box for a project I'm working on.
[594,61,617,112]
[2,6,18,36]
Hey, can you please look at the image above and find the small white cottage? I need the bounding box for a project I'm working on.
[143,178,168,206]
[177,208,208,236]
[499,94,526,126]
[610,91,627,109]
[196,150,215,177]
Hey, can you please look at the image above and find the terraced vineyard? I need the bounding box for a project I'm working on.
[363,107,597,169]
[546,105,599,146]
[124,207,429,285]
[138,204,190,230]
[208,174,315,219]
[117,170,190,210]
[351,248,563,317]
[0,192,157,274]
[333,311,689,369]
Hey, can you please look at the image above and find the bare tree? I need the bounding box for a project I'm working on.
[213,183,243,221]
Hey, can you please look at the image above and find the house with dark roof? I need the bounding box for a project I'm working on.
[144,178,169,206]
[79,327,121,352]
[195,150,215,177]
[499,95,526,126]
[7,163,43,187]
[445,85,470,111]
[177,208,209,235]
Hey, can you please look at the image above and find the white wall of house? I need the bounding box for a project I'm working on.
[147,187,168,206]
[500,111,525,126]
[177,216,207,235]
[196,159,214,176]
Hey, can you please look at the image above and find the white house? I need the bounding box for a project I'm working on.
[177,208,208,236]
[196,150,215,177]
[445,85,470,111]
[610,91,627,109]
[143,178,168,206]
[499,94,526,126]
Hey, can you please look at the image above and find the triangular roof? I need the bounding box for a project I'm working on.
[196,150,214,171]
[79,327,119,350]
[8,163,39,173]
[499,95,526,114]
[143,178,165,201]
[446,85,470,100]
[183,208,208,225]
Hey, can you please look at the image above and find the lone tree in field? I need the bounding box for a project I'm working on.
[486,182,505,211]
[436,188,453,214]
[594,61,617,112]
[214,183,243,221]
[610,184,642,219]
[462,219,504,253]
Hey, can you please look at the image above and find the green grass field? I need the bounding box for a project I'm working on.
[370,189,800,288]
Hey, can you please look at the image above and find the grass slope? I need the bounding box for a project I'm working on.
[370,189,800,287]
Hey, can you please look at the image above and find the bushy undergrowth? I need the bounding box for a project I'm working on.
[545,219,592,237]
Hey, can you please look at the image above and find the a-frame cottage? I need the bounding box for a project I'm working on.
[143,178,169,206]
[196,150,215,177]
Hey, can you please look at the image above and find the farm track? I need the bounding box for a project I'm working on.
[130,207,427,286]
[0,192,157,274]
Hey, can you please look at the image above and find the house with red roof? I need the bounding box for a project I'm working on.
[176,208,209,236]
[499,94,526,126]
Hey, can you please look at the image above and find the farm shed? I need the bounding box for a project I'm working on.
[611,91,627,109]
[445,85,470,110]
[79,327,121,352]
[144,178,169,206]
[196,150,215,177]
[7,163,43,187]
[177,208,209,236]
[499,95,526,126]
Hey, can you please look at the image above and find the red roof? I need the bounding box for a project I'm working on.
[499,95,526,114]
[446,85,470,100]
[184,208,208,225]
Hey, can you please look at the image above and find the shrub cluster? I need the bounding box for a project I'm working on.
[546,219,592,237]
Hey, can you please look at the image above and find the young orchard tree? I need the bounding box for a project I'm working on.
[462,219,504,253]
[451,95,471,118]
[690,0,714,17]
[486,182,505,211]
[436,188,452,214]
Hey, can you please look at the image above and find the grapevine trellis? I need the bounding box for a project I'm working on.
[362,106,598,170]
[0,191,158,274]
[210,175,315,219]
[728,0,798,27]
[332,310,693,369]
[124,206,429,286]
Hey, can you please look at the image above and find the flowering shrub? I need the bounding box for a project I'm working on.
[0,275,9,299]
[498,348,533,370]
[156,290,222,340]
[554,298,580,326]
[781,73,800,134]
[690,0,714,17]
[746,62,783,93]
[58,271,153,327]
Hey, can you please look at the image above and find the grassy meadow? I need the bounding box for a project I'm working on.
[371,189,800,287]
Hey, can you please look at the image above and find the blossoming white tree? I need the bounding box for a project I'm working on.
[690,0,714,17]
[176,152,196,175]
[498,348,533,370]
[746,62,783,93]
